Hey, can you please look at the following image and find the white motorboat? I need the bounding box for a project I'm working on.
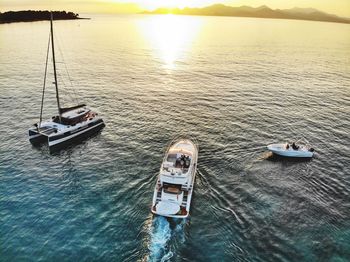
[151,139,198,218]
[267,143,315,158]
[28,12,105,152]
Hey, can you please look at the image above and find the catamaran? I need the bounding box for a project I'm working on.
[151,138,198,218]
[29,12,105,152]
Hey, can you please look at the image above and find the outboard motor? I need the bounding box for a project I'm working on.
[309,148,315,152]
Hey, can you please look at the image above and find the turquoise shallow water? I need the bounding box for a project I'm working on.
[0,14,350,261]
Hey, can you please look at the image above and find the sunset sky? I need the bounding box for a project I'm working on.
[1,0,350,17]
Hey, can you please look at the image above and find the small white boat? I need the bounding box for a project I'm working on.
[151,138,198,218]
[267,143,315,158]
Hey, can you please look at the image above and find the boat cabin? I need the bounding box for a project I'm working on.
[163,150,192,171]
[160,149,194,186]
[52,105,96,126]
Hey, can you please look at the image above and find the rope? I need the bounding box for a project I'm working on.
[55,31,79,105]
[39,32,51,128]
[57,70,76,103]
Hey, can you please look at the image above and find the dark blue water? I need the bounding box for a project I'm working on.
[1,15,350,261]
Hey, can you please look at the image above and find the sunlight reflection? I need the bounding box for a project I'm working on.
[137,14,203,70]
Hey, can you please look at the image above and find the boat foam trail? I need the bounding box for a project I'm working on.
[148,217,188,261]
[173,218,186,244]
[148,216,173,262]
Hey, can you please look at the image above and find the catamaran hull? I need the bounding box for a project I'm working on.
[29,130,47,145]
[49,120,105,152]
[29,119,105,152]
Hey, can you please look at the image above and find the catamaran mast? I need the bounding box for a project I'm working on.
[50,12,62,122]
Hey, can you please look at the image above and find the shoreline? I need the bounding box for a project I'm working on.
[0,17,90,24]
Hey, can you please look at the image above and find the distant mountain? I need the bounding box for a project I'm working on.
[282,7,321,15]
[0,11,85,24]
[142,4,350,24]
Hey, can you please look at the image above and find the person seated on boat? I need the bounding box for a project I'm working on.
[52,115,60,123]
[180,156,185,168]
[175,158,181,168]
[33,123,39,131]
[286,144,290,149]
[292,142,299,150]
[185,156,190,168]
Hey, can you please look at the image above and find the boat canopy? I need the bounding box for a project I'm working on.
[53,107,91,125]
[59,104,86,114]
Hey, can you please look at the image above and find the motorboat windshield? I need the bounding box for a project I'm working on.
[166,151,191,168]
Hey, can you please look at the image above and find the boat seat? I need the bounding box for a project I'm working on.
[163,161,174,168]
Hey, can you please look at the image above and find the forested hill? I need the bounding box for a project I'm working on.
[0,11,86,24]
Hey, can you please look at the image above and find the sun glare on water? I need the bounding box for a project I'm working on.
[137,14,203,69]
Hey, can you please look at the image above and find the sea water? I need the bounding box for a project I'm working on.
[0,14,349,261]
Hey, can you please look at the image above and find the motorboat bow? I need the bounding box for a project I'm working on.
[151,138,198,218]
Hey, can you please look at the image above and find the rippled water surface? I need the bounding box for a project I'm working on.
[1,14,350,261]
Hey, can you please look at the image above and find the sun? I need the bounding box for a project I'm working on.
[137,14,203,69]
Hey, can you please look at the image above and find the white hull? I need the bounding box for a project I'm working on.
[29,109,105,152]
[152,139,198,218]
[267,144,314,158]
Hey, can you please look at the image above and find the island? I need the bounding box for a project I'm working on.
[143,4,350,24]
[0,10,87,24]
